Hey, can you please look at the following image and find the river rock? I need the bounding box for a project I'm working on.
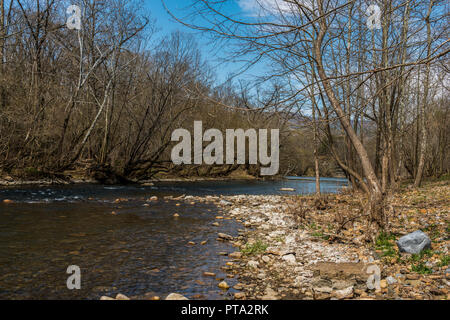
[234,292,246,299]
[165,293,188,300]
[248,260,259,268]
[218,281,229,290]
[100,296,115,300]
[229,252,242,259]
[218,233,233,241]
[396,230,431,254]
[115,293,130,300]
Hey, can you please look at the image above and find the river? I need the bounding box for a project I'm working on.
[0,177,348,300]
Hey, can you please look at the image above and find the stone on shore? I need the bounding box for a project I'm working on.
[282,254,296,264]
[100,296,115,300]
[219,200,232,206]
[165,293,188,300]
[115,293,130,300]
[396,230,432,254]
[333,286,354,300]
[234,292,246,299]
[229,251,242,259]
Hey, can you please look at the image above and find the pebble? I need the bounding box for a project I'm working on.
[282,254,296,264]
[234,292,246,299]
[333,287,354,299]
[229,252,242,259]
[218,233,233,241]
[218,281,229,290]
[165,293,188,300]
[115,293,130,300]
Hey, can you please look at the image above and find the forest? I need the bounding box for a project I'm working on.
[0,0,448,226]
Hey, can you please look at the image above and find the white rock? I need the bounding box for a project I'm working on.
[248,260,259,268]
[333,287,354,299]
[282,254,296,264]
[219,200,232,206]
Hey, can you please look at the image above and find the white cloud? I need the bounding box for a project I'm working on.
[238,0,313,17]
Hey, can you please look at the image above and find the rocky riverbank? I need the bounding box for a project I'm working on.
[96,181,448,301]
[154,181,449,300]
[214,181,449,300]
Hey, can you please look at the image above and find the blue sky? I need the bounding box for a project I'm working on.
[146,0,265,85]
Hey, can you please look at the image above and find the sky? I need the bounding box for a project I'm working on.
[146,0,268,86]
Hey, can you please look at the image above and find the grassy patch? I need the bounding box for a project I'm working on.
[438,255,449,267]
[375,232,397,257]
[411,262,433,274]
[311,231,330,240]
[423,224,441,241]
[241,240,268,256]
[407,249,435,274]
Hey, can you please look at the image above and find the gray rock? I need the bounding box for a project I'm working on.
[396,230,431,254]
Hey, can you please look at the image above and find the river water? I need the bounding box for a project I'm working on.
[0,177,347,300]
